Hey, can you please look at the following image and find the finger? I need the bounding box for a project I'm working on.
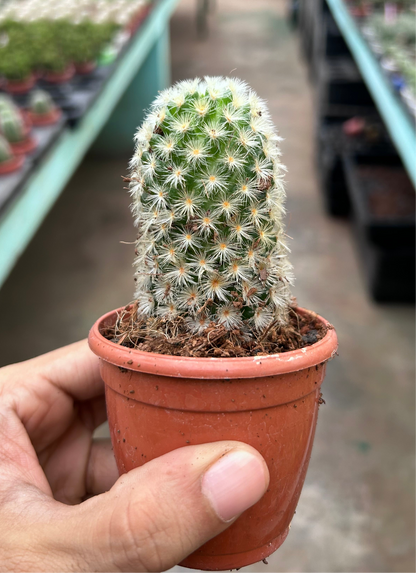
[1,340,103,405]
[37,339,104,401]
[0,340,104,450]
[54,441,269,572]
[86,439,119,496]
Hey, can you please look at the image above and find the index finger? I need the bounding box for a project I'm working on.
[34,339,104,401]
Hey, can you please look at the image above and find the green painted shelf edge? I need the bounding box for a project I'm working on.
[0,0,179,290]
[326,0,416,188]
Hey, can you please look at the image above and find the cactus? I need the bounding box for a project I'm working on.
[0,135,13,164]
[0,95,17,115]
[0,110,26,144]
[29,89,55,116]
[129,77,294,335]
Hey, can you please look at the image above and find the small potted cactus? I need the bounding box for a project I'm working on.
[27,89,61,126]
[0,48,35,94]
[0,109,37,156]
[89,77,338,570]
[0,134,24,175]
[41,48,75,84]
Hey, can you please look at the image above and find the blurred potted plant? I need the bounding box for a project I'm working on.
[41,48,75,83]
[0,134,24,175]
[89,77,338,570]
[27,89,61,126]
[40,21,75,85]
[0,109,37,155]
[0,48,35,94]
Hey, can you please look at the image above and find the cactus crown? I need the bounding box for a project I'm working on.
[0,110,25,144]
[29,89,55,116]
[129,77,294,335]
[0,135,12,163]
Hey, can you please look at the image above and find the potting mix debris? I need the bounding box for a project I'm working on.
[101,302,328,358]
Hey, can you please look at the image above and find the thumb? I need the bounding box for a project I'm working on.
[61,441,269,571]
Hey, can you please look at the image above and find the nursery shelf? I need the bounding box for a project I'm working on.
[326,0,416,189]
[0,0,179,290]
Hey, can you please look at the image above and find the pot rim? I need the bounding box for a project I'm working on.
[89,306,338,379]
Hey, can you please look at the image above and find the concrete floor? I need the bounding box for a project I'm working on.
[0,0,414,571]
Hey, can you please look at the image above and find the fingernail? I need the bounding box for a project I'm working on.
[201,450,269,522]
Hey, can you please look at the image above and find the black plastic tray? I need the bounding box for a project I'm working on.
[316,120,397,217]
[0,116,66,215]
[343,153,415,248]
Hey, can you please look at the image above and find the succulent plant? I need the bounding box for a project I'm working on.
[0,134,13,164]
[0,46,32,81]
[129,77,294,335]
[0,94,18,115]
[29,89,55,116]
[0,110,26,144]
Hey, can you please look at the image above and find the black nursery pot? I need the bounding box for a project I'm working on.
[343,153,415,303]
[316,122,397,218]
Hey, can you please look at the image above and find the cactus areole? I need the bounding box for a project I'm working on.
[130,77,294,339]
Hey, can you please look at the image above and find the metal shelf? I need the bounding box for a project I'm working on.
[0,0,179,289]
[326,0,416,188]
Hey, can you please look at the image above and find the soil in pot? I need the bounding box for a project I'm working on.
[102,303,328,358]
[89,306,337,570]
[358,165,416,220]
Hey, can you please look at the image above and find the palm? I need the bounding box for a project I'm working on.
[1,341,116,504]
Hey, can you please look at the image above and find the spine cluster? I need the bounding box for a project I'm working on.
[129,76,294,334]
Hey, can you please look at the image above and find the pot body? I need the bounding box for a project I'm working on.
[89,308,337,571]
[10,135,37,156]
[44,64,75,84]
[5,75,35,94]
[28,108,61,127]
[75,61,96,75]
[0,154,24,175]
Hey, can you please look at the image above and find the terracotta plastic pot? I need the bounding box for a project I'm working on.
[27,108,61,127]
[10,135,37,156]
[0,154,24,175]
[44,64,75,84]
[75,61,96,75]
[4,75,36,94]
[89,307,338,571]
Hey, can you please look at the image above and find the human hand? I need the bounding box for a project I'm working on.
[0,340,269,572]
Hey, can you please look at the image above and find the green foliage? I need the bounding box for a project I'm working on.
[0,135,12,164]
[130,77,293,334]
[0,46,32,81]
[367,11,415,95]
[369,13,416,48]
[29,89,55,115]
[0,17,120,77]
[62,21,119,64]
[0,110,25,144]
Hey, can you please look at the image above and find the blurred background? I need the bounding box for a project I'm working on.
[0,0,414,571]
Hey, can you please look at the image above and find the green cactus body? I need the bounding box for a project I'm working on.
[0,95,17,115]
[0,135,12,164]
[29,90,55,116]
[0,111,25,144]
[130,77,294,334]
